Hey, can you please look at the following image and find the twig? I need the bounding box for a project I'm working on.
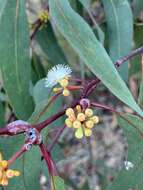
[8,144,27,166]
[39,143,57,175]
[91,102,118,113]
[30,19,42,40]
[48,125,66,152]
[115,46,143,67]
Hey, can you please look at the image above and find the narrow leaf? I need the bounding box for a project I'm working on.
[102,0,133,81]
[0,0,34,119]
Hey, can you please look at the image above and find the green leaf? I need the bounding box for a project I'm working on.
[31,53,46,85]
[29,79,64,143]
[0,0,34,120]
[29,79,63,123]
[49,0,143,117]
[108,114,143,190]
[36,22,68,66]
[101,0,133,81]
[22,147,41,190]
[78,0,105,44]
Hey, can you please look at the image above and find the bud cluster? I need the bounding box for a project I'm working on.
[38,10,49,24]
[65,104,99,139]
[0,153,20,186]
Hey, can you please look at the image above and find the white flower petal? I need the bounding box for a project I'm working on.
[124,161,134,170]
[45,64,72,88]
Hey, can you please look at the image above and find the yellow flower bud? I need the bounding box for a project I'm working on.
[65,118,73,127]
[85,120,94,129]
[76,105,81,113]
[73,120,81,128]
[1,176,8,186]
[6,170,14,178]
[0,170,3,179]
[90,116,99,124]
[75,127,83,139]
[63,89,70,96]
[13,170,21,177]
[59,78,69,87]
[68,115,76,122]
[84,128,92,137]
[1,160,8,169]
[77,113,86,122]
[38,10,49,23]
[65,108,74,116]
[53,87,62,92]
[0,153,3,161]
[85,108,93,117]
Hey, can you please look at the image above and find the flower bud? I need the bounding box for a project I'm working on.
[13,170,21,177]
[63,89,70,96]
[65,118,73,127]
[90,116,99,124]
[65,108,74,116]
[73,120,81,128]
[84,129,92,137]
[75,128,83,139]
[85,120,94,129]
[6,170,14,178]
[85,108,93,117]
[59,78,69,87]
[77,113,86,122]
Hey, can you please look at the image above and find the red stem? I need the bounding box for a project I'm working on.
[0,128,12,136]
[91,102,118,113]
[36,109,65,131]
[48,125,66,152]
[39,143,57,175]
[8,145,26,166]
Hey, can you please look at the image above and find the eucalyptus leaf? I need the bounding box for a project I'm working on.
[102,0,133,81]
[31,53,46,85]
[49,0,143,117]
[0,0,34,120]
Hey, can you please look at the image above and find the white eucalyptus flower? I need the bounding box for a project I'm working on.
[45,64,72,88]
[124,161,134,170]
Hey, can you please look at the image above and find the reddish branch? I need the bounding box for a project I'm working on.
[48,125,66,152]
[8,145,27,166]
[91,102,118,113]
[39,143,57,175]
